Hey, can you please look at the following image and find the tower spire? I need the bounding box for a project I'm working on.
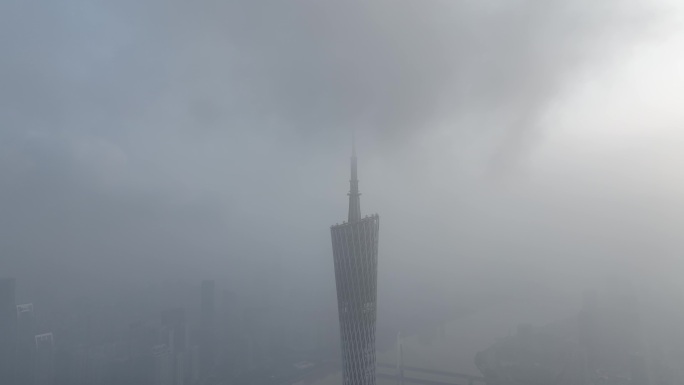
[352,130,357,157]
[348,135,361,222]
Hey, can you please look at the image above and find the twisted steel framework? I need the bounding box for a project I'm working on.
[331,142,380,385]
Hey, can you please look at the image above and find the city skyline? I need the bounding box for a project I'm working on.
[4,0,684,384]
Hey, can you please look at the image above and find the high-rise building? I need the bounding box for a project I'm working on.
[200,280,216,375]
[218,289,238,376]
[330,142,380,385]
[395,332,404,385]
[17,303,36,385]
[152,344,173,385]
[35,332,55,385]
[243,306,269,370]
[0,278,17,385]
[161,308,187,354]
[188,345,200,384]
[128,321,158,360]
[161,308,187,385]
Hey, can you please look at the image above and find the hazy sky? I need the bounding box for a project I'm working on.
[2,0,684,324]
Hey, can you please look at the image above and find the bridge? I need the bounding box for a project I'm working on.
[284,361,487,385]
[376,363,487,385]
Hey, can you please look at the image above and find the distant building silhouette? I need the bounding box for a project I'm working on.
[161,308,186,385]
[395,332,404,385]
[218,289,239,376]
[200,280,216,376]
[152,344,173,385]
[17,303,36,385]
[0,278,17,385]
[161,308,187,353]
[128,321,158,360]
[189,344,200,384]
[243,306,269,371]
[330,141,380,385]
[35,332,55,385]
[629,354,650,385]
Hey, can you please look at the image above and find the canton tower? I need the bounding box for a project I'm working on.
[330,140,380,385]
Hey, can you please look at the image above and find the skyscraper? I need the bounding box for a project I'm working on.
[218,289,238,376]
[330,142,380,385]
[161,308,187,385]
[395,332,404,385]
[0,278,17,385]
[17,303,36,385]
[161,308,187,355]
[200,280,216,376]
[34,332,55,385]
[152,344,174,385]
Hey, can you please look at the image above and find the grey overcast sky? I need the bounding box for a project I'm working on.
[2,0,684,324]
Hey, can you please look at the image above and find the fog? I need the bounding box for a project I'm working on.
[3,0,684,383]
